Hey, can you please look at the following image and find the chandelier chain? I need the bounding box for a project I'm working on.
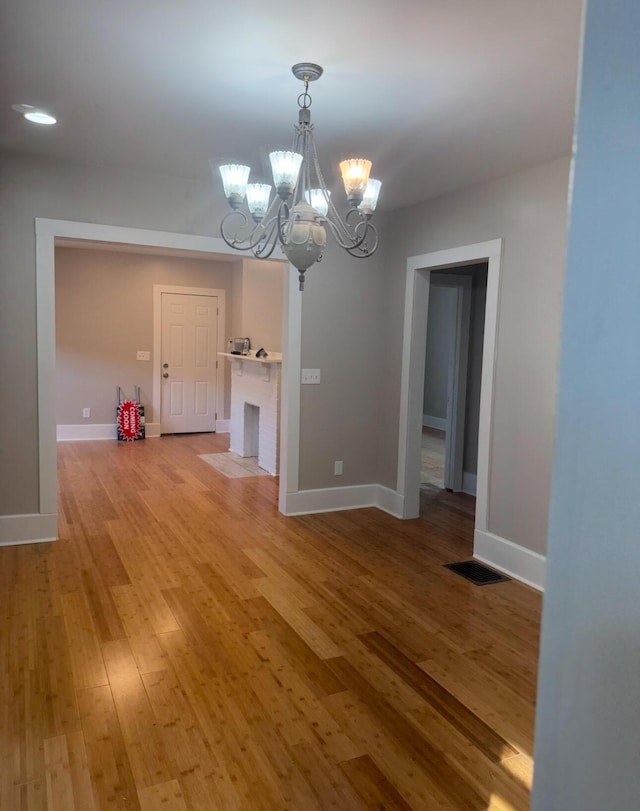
[298,78,312,110]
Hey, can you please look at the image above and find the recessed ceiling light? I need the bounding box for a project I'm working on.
[11,103,57,125]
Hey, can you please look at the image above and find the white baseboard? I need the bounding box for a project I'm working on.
[422,414,447,431]
[474,529,546,591]
[0,513,57,546]
[216,419,230,433]
[282,484,404,519]
[375,486,405,518]
[58,423,116,440]
[462,472,477,496]
[57,423,161,440]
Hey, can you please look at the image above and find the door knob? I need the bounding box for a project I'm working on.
[163,363,169,369]
[163,372,169,378]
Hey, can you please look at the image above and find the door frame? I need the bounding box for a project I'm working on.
[153,285,226,434]
[397,239,502,533]
[427,274,473,491]
[34,218,298,529]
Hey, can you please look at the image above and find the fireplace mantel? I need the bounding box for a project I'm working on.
[219,352,282,382]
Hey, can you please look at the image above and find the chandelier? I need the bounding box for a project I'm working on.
[213,63,381,291]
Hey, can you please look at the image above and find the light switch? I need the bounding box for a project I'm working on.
[301,369,321,384]
[137,350,151,361]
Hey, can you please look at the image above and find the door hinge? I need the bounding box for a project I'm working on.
[216,360,218,368]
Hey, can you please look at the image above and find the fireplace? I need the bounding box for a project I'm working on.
[223,353,282,475]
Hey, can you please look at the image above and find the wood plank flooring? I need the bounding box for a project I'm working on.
[0,433,541,810]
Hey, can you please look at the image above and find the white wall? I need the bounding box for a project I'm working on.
[381,158,570,556]
[533,0,640,806]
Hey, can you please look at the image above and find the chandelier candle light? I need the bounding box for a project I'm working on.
[213,63,381,291]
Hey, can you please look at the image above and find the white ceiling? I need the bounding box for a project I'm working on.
[0,0,583,211]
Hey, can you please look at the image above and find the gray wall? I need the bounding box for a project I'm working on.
[380,158,570,555]
[0,151,385,513]
[0,153,227,514]
[423,284,457,421]
[0,148,569,554]
[237,259,285,353]
[298,234,387,489]
[533,0,640,807]
[55,247,235,425]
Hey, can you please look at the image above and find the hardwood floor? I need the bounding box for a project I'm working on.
[0,434,541,810]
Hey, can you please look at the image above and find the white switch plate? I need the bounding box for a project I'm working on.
[334,461,343,475]
[301,369,321,384]
[82,408,90,418]
[137,350,151,361]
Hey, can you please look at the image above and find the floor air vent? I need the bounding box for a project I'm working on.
[444,560,511,585]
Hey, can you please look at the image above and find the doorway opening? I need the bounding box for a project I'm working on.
[397,239,502,546]
[421,264,488,502]
[35,218,299,537]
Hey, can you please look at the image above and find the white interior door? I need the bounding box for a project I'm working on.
[161,292,218,434]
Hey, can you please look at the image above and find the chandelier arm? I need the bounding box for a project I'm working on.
[253,220,281,259]
[220,209,281,253]
[276,200,291,248]
[324,215,369,252]
[310,140,350,239]
[343,222,379,257]
[312,142,370,251]
[351,216,379,255]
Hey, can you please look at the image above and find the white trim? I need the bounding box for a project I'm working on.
[35,218,256,255]
[215,419,230,433]
[279,266,302,511]
[474,529,546,591]
[462,472,477,496]
[56,423,161,441]
[36,233,57,516]
[152,285,226,432]
[397,239,502,530]
[282,484,404,518]
[374,485,406,518]
[422,414,447,431]
[0,513,57,546]
[57,423,116,441]
[34,218,293,537]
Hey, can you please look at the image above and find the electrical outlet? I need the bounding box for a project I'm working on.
[82,407,91,418]
[137,350,151,361]
[334,461,343,475]
[301,369,321,384]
